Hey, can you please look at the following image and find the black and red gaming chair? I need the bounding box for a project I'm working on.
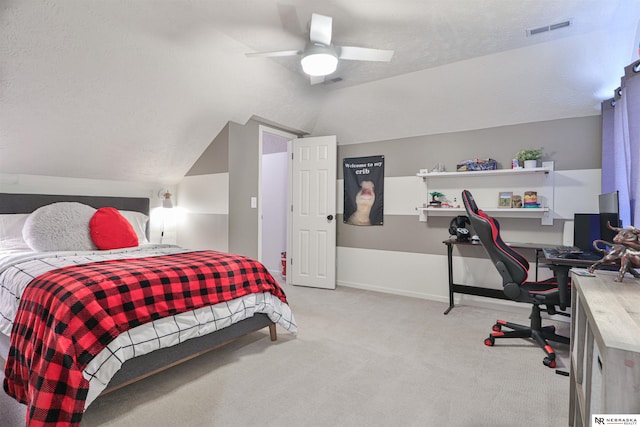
[461,190,569,368]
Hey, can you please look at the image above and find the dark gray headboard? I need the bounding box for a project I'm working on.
[0,193,149,215]
[0,193,151,239]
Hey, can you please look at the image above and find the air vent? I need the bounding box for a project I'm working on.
[527,19,572,37]
[529,26,550,36]
[550,21,571,31]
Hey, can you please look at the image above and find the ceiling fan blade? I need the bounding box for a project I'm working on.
[337,46,394,62]
[245,50,302,58]
[309,13,332,45]
[310,75,325,85]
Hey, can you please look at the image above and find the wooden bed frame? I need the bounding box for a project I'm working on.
[0,192,277,394]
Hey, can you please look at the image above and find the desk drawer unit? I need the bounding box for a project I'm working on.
[569,271,640,426]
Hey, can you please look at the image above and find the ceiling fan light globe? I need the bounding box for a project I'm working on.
[301,52,338,76]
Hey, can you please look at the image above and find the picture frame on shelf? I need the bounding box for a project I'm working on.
[511,194,522,208]
[498,192,513,208]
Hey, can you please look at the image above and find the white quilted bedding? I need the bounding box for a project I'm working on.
[0,245,296,408]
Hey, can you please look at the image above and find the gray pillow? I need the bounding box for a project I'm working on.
[23,202,98,252]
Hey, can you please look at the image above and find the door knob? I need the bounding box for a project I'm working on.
[327,215,334,221]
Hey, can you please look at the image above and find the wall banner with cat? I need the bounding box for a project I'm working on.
[343,155,384,226]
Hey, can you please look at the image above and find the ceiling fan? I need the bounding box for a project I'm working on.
[245,13,394,84]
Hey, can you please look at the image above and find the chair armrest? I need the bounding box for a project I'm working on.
[547,265,571,310]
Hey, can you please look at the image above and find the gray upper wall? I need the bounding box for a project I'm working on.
[228,120,260,258]
[337,116,601,178]
[184,118,298,258]
[185,124,230,176]
[182,115,601,257]
[335,115,601,254]
[180,119,260,258]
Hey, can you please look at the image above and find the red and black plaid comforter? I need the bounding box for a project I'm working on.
[3,250,287,427]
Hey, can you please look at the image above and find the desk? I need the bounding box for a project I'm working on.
[443,240,551,314]
[569,271,640,426]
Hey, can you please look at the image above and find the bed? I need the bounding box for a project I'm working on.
[0,192,296,426]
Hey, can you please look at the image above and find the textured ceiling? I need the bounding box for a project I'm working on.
[235,0,630,87]
[1,0,639,184]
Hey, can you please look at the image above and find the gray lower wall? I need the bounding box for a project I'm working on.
[337,214,564,258]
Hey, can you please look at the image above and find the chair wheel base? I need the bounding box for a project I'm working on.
[543,357,556,368]
[485,318,567,369]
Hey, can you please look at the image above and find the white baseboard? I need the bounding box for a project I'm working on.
[337,279,448,303]
[337,279,533,315]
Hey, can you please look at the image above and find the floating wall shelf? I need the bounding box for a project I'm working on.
[416,162,554,225]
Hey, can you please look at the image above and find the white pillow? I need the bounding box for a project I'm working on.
[120,210,149,244]
[0,214,31,250]
[22,202,97,252]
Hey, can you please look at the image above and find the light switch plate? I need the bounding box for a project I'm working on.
[250,197,257,208]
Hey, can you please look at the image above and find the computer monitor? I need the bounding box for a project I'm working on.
[598,190,620,244]
[574,214,600,253]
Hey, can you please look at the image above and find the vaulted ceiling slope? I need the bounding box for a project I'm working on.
[1,1,639,183]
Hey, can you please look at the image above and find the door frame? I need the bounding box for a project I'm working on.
[257,125,297,266]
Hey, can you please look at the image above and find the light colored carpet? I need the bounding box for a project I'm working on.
[1,283,570,426]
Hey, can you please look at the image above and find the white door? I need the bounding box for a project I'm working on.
[289,135,337,289]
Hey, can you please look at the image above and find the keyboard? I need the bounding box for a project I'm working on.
[542,247,601,261]
[555,245,582,254]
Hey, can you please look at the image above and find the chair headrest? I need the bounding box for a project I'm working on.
[462,190,479,215]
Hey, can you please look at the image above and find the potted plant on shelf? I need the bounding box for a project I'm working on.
[429,191,445,207]
[515,148,543,169]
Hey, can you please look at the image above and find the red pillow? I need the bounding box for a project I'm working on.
[90,207,139,250]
